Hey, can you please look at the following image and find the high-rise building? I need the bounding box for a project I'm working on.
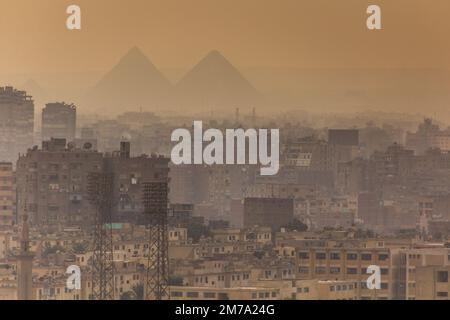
[0,162,15,226]
[105,141,170,224]
[41,102,76,143]
[16,138,103,227]
[0,87,34,164]
[357,192,381,227]
[244,197,294,230]
[328,129,359,146]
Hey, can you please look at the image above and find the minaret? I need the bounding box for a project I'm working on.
[16,210,34,300]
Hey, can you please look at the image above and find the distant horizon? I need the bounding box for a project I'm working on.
[1,47,448,122]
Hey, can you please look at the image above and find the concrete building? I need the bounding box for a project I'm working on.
[16,138,103,227]
[295,244,399,300]
[397,247,450,300]
[244,197,294,230]
[169,285,280,300]
[41,102,76,143]
[328,129,359,147]
[0,87,34,164]
[105,141,170,224]
[0,162,15,226]
[416,266,450,300]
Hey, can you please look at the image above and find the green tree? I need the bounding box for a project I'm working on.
[132,284,144,300]
[187,223,211,243]
[283,219,308,232]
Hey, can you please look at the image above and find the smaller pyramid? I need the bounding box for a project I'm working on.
[174,50,262,111]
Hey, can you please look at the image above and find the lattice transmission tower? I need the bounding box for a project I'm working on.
[88,172,115,300]
[143,181,169,300]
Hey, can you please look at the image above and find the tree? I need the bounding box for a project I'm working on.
[187,223,211,243]
[72,241,89,254]
[120,284,144,300]
[282,219,308,232]
[131,284,144,300]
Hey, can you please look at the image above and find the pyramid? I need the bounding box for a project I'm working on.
[85,47,172,113]
[174,50,262,111]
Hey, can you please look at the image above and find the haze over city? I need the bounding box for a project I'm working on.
[1,0,450,304]
[2,0,450,118]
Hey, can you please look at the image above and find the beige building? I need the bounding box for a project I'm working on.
[398,247,450,300]
[170,285,280,300]
[295,245,399,300]
[415,266,450,300]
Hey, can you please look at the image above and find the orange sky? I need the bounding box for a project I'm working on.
[0,0,450,74]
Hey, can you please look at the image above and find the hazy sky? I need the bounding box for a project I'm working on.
[1,0,450,74]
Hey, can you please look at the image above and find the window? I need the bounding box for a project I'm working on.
[380,283,388,290]
[381,268,389,275]
[347,268,357,275]
[203,292,216,299]
[330,252,340,260]
[437,271,448,283]
[347,253,357,260]
[378,254,389,261]
[330,267,341,274]
[361,254,372,261]
[171,291,183,297]
[437,292,448,298]
[298,252,309,259]
[316,252,326,260]
[218,293,229,299]
[304,287,309,293]
[187,292,199,298]
[315,267,326,274]
[298,267,309,274]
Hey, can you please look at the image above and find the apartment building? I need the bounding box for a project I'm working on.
[0,87,34,164]
[244,197,294,230]
[169,285,280,300]
[0,162,15,226]
[105,141,170,224]
[397,247,450,300]
[41,102,76,143]
[295,244,400,300]
[16,138,103,226]
[415,266,450,300]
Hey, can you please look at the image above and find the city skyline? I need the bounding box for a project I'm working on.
[2,0,450,304]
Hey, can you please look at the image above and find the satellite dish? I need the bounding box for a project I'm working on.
[83,142,92,150]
